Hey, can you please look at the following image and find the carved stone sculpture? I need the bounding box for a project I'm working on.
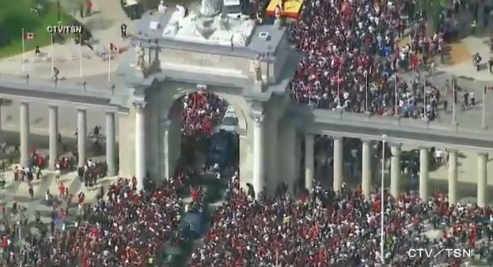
[253,58,262,82]
[134,42,145,71]
[200,0,220,17]
[251,113,264,127]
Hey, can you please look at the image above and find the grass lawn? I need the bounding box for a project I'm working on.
[0,0,76,58]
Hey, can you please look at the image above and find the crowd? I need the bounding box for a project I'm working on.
[0,2,488,265]
[287,0,450,119]
[181,92,226,137]
[1,177,185,266]
[190,185,493,267]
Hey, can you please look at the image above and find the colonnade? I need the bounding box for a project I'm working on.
[302,135,490,206]
[13,102,117,177]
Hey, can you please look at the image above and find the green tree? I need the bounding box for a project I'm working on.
[425,0,442,36]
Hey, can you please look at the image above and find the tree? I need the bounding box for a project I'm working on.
[425,0,442,36]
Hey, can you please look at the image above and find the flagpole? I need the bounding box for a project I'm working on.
[423,75,427,120]
[394,75,398,116]
[79,37,83,78]
[51,33,54,76]
[482,86,486,129]
[365,72,369,112]
[452,78,457,124]
[21,28,26,72]
[108,43,111,82]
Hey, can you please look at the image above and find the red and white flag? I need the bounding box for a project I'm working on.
[23,32,35,40]
[21,29,35,72]
[110,42,119,52]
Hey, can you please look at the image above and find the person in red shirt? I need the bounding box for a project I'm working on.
[58,182,65,197]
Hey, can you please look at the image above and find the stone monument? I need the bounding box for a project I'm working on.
[162,0,256,47]
[134,42,145,71]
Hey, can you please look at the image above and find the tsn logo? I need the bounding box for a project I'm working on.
[46,25,83,35]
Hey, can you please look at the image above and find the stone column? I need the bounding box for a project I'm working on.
[48,106,58,170]
[267,109,279,195]
[333,137,343,192]
[105,112,116,176]
[361,139,372,200]
[161,120,175,179]
[305,134,314,193]
[477,152,488,207]
[448,149,458,205]
[284,124,296,196]
[390,143,401,197]
[252,114,265,198]
[134,101,147,190]
[77,109,87,167]
[20,102,30,167]
[419,147,429,200]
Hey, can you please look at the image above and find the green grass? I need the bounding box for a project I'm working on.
[0,0,75,58]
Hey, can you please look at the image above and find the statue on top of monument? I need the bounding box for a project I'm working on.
[134,42,145,71]
[199,0,220,17]
[158,0,166,13]
[253,55,262,82]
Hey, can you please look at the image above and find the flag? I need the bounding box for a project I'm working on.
[109,42,119,52]
[23,32,35,40]
[21,29,34,72]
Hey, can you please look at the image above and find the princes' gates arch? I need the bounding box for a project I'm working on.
[0,11,493,203]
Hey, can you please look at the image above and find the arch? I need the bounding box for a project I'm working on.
[161,86,249,134]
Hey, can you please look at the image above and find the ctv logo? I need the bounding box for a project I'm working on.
[407,248,474,259]
[46,25,83,35]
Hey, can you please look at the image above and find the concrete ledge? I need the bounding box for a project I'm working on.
[291,104,493,144]
[308,122,493,152]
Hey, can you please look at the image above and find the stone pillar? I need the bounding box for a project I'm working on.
[77,109,87,167]
[134,101,147,190]
[19,102,30,167]
[361,140,372,200]
[285,125,296,196]
[305,134,314,193]
[162,120,175,179]
[252,114,265,198]
[390,143,401,197]
[448,149,458,205]
[48,106,58,170]
[477,152,488,207]
[105,112,116,176]
[419,147,429,200]
[333,137,343,192]
[267,109,279,195]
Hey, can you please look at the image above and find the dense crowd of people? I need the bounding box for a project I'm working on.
[181,92,226,137]
[190,185,493,267]
[1,177,185,266]
[0,1,489,266]
[287,0,449,120]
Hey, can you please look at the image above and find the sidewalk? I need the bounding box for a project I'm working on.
[438,36,493,82]
[0,0,134,79]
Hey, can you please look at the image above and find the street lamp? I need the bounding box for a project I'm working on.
[380,134,387,263]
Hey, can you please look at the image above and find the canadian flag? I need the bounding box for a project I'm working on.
[110,42,119,52]
[23,32,35,40]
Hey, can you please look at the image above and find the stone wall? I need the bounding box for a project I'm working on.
[160,49,250,75]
